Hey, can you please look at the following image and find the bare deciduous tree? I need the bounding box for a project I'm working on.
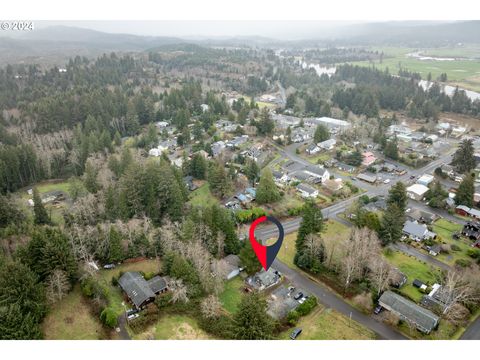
[438,269,480,318]
[169,279,189,304]
[368,257,393,296]
[46,269,71,304]
[200,294,222,319]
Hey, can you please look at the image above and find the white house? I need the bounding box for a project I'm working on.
[306,143,320,155]
[417,174,435,187]
[296,183,319,198]
[407,184,430,201]
[318,138,336,150]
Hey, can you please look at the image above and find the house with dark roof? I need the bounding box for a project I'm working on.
[118,272,167,309]
[402,220,436,241]
[379,291,440,334]
[407,209,438,224]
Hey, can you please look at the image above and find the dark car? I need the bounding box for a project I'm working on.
[374,305,383,315]
[294,292,304,301]
[290,328,302,340]
[126,309,139,317]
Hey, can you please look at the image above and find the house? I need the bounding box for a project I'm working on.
[118,272,167,309]
[441,164,455,179]
[296,183,319,198]
[183,176,198,191]
[426,134,438,143]
[272,170,289,184]
[247,268,281,291]
[389,269,407,288]
[406,184,430,201]
[323,178,343,192]
[211,141,226,157]
[213,254,242,280]
[417,174,434,187]
[357,173,377,184]
[226,135,249,149]
[452,126,467,138]
[362,152,376,166]
[407,209,438,224]
[318,138,336,151]
[411,132,426,141]
[402,220,436,241]
[388,124,412,136]
[468,207,480,220]
[305,166,330,183]
[155,121,169,129]
[337,162,356,173]
[378,291,440,334]
[462,222,480,240]
[455,205,470,217]
[307,116,350,130]
[306,143,320,155]
[428,244,442,256]
[245,187,256,200]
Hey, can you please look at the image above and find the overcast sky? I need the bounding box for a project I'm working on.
[32,20,368,40]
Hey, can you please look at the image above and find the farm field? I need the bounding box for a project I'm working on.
[349,46,480,92]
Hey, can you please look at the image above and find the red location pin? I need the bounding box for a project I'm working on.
[249,215,284,271]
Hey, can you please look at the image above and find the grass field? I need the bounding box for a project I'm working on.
[134,314,211,340]
[188,183,219,207]
[42,285,106,340]
[219,276,244,314]
[278,307,376,340]
[432,219,473,266]
[349,46,480,92]
[383,250,442,302]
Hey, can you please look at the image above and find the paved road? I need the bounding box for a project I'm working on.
[117,313,131,340]
[273,259,407,339]
[460,316,480,339]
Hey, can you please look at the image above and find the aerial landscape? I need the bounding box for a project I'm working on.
[1,18,480,342]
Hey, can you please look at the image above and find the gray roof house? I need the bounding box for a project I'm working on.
[118,272,167,309]
[402,220,436,241]
[247,268,281,291]
[379,291,440,334]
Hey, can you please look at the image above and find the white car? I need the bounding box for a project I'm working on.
[127,313,140,321]
[383,179,390,184]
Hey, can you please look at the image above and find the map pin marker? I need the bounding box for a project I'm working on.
[249,215,284,271]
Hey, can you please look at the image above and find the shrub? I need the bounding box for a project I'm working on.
[100,307,118,328]
[455,259,472,268]
[111,276,118,286]
[287,310,300,326]
[450,244,461,252]
[467,248,480,259]
[155,293,173,308]
[296,296,317,316]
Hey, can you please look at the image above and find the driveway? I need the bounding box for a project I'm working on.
[116,313,131,340]
[391,243,452,272]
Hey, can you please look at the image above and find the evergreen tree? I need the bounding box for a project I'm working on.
[313,124,330,143]
[256,168,281,204]
[384,139,399,160]
[33,188,50,225]
[244,159,260,186]
[108,227,124,263]
[208,161,232,198]
[379,204,404,245]
[455,173,475,207]
[294,201,324,268]
[83,161,99,193]
[239,240,261,275]
[233,292,275,340]
[452,139,476,174]
[387,182,408,213]
[256,108,274,136]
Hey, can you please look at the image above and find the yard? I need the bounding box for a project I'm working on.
[219,276,244,314]
[278,306,376,340]
[133,314,211,340]
[383,249,442,303]
[432,219,474,266]
[42,285,106,340]
[99,259,162,316]
[188,183,219,207]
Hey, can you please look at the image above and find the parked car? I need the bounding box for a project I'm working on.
[374,305,383,315]
[298,296,309,304]
[383,179,391,184]
[288,286,295,293]
[290,328,302,340]
[103,264,116,269]
[126,309,139,317]
[127,313,140,321]
[294,292,304,301]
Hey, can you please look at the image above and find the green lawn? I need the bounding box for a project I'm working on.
[188,183,219,207]
[219,276,244,314]
[134,314,211,340]
[348,46,480,92]
[301,153,332,165]
[384,250,442,302]
[278,307,376,340]
[42,285,106,340]
[432,219,473,266]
